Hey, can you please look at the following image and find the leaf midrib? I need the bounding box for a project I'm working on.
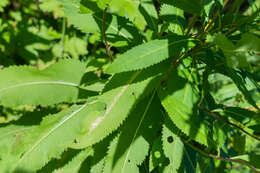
[0,81,79,93]
[121,92,155,172]
[89,71,141,133]
[11,102,97,171]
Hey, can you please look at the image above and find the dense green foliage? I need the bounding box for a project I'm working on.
[0,0,260,172]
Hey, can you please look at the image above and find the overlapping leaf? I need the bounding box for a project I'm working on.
[158,70,210,146]
[71,62,168,149]
[103,95,155,173]
[159,0,202,14]
[59,0,138,42]
[0,59,85,107]
[162,123,184,173]
[53,148,93,173]
[105,35,194,74]
[0,101,104,172]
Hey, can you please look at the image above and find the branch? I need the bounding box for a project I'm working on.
[102,8,113,62]
[182,139,260,173]
[198,105,260,142]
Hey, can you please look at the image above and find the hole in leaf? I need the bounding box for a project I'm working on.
[167,136,174,143]
[20,153,24,159]
[128,159,131,163]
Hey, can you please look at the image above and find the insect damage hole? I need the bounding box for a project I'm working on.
[167,136,174,143]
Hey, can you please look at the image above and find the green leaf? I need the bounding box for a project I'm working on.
[110,0,146,30]
[105,36,194,74]
[103,94,155,173]
[214,34,249,68]
[160,4,185,34]
[0,101,104,172]
[162,123,184,172]
[159,0,202,14]
[231,154,260,169]
[221,107,260,124]
[158,70,209,146]
[0,59,85,107]
[53,148,93,173]
[139,0,158,32]
[149,136,168,172]
[71,64,166,149]
[226,68,259,109]
[236,33,260,64]
[59,0,136,42]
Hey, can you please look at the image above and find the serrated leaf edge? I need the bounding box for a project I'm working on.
[105,38,193,74]
[10,101,97,172]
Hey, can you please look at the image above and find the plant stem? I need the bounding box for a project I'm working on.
[102,8,113,62]
[60,17,66,59]
[185,15,198,35]
[198,105,260,142]
[182,139,260,173]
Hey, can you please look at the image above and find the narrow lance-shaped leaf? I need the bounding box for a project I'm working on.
[0,59,85,107]
[105,35,194,74]
[158,70,210,146]
[103,93,156,173]
[140,0,158,32]
[0,101,105,172]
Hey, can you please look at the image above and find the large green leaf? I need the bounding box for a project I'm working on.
[0,101,104,172]
[71,62,168,149]
[0,59,85,107]
[105,36,193,74]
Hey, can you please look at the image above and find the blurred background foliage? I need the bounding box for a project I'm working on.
[0,0,106,68]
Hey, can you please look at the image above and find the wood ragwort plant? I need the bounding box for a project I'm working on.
[0,0,260,172]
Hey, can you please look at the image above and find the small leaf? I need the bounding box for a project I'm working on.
[159,0,202,14]
[214,33,249,68]
[160,4,185,34]
[110,0,146,30]
[53,148,93,173]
